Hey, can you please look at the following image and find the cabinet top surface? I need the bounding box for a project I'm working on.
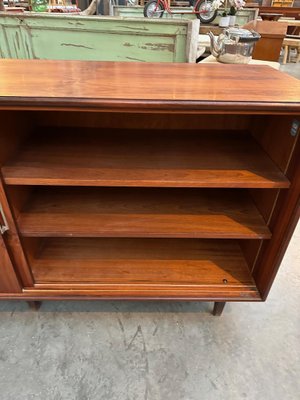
[0,59,300,112]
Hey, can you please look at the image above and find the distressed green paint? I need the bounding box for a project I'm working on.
[0,13,198,62]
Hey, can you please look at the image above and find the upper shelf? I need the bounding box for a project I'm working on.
[2,130,289,189]
[0,60,300,112]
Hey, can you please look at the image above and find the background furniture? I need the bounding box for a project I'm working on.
[0,60,299,316]
[199,55,280,68]
[113,5,259,25]
[258,6,300,18]
[271,0,294,7]
[243,19,288,61]
[0,13,199,63]
[282,37,300,61]
[279,19,300,63]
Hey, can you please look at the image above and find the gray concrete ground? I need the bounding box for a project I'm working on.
[0,223,299,400]
[0,64,299,400]
[280,60,300,79]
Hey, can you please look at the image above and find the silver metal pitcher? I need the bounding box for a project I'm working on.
[208,28,261,64]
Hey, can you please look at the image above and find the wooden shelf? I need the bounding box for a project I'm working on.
[30,238,260,300]
[2,129,289,189]
[17,187,271,239]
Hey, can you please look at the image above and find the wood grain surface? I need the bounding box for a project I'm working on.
[17,187,271,239]
[0,234,22,293]
[0,60,300,112]
[28,238,260,300]
[2,130,289,188]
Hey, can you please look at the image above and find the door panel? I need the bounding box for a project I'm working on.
[0,234,21,293]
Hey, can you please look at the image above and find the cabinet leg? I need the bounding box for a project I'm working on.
[212,302,226,316]
[283,45,288,64]
[27,301,42,311]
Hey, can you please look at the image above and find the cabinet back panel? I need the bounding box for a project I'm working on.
[27,111,252,131]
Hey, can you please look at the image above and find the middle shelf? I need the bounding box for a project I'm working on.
[14,187,271,239]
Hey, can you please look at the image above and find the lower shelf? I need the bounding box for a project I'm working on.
[28,238,261,300]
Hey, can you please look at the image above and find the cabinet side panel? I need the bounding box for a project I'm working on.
[253,138,300,299]
[244,115,300,273]
[251,115,298,174]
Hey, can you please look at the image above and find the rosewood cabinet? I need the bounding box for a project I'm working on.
[0,60,299,315]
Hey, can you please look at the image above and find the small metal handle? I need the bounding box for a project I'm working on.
[0,203,9,235]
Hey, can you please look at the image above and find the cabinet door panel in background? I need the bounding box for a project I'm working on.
[0,234,21,293]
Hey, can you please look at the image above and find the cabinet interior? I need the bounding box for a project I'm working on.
[1,110,298,300]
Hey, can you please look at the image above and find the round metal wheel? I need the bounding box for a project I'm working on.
[195,0,217,24]
[144,0,165,18]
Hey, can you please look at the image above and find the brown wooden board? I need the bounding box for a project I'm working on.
[0,60,300,113]
[28,238,260,300]
[17,187,271,239]
[2,130,289,189]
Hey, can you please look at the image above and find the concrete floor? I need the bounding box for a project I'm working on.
[280,60,300,79]
[0,223,299,400]
[0,65,300,400]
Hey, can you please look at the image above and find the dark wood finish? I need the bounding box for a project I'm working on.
[17,187,271,239]
[212,302,226,316]
[2,130,289,189]
[260,13,283,21]
[0,60,300,113]
[0,113,34,288]
[258,7,300,19]
[252,37,284,61]
[243,20,287,61]
[30,111,252,131]
[0,60,299,308]
[0,178,34,287]
[245,115,300,272]
[251,115,299,174]
[27,238,260,300]
[0,111,30,166]
[253,137,300,299]
[0,234,22,293]
[27,301,42,310]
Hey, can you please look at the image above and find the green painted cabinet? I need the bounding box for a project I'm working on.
[0,13,199,62]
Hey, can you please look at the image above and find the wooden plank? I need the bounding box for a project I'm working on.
[258,6,300,19]
[29,238,260,301]
[2,130,289,188]
[0,13,197,63]
[0,60,300,113]
[18,187,271,239]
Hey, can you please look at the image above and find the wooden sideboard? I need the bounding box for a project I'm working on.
[258,6,300,18]
[0,60,299,316]
[243,20,288,61]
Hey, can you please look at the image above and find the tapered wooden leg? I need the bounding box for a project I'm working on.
[212,302,226,316]
[283,45,288,65]
[27,301,42,311]
[296,48,300,63]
